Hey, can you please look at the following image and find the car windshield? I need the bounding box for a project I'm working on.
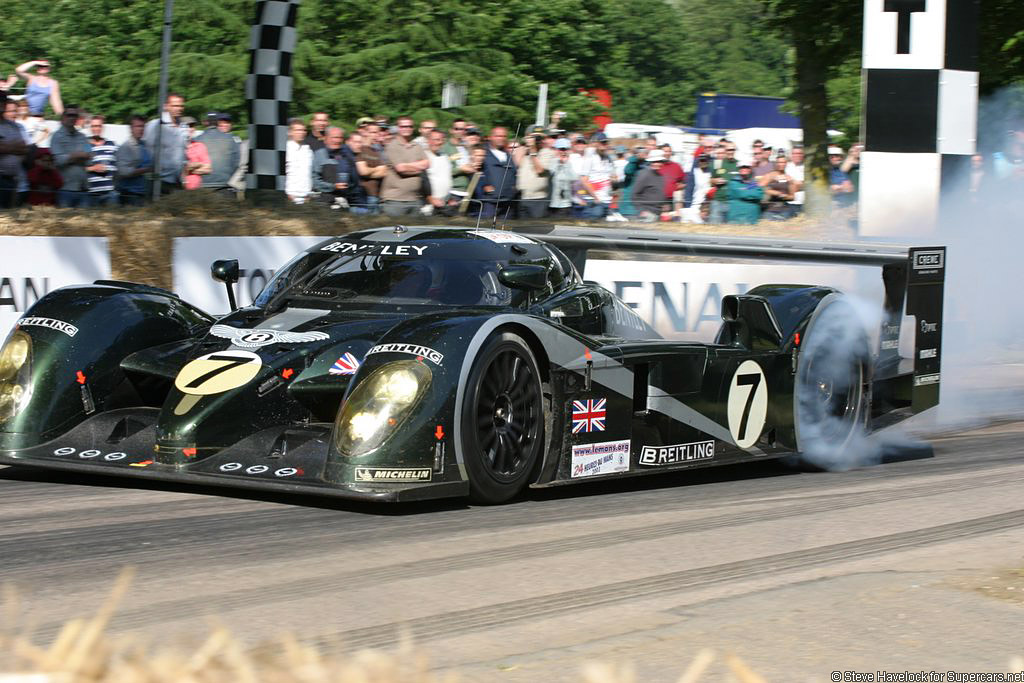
[254,249,521,309]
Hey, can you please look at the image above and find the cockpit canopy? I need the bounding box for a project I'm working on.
[254,228,579,310]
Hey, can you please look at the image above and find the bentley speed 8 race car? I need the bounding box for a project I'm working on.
[0,226,945,504]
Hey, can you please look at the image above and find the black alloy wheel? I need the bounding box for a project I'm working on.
[462,332,544,504]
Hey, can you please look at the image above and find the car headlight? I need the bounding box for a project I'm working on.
[0,331,32,423]
[334,360,431,457]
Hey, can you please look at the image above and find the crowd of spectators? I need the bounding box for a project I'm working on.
[3,63,1021,221]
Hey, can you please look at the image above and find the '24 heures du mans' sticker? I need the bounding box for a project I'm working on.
[174,350,262,396]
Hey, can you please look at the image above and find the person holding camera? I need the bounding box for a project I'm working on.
[516,130,552,219]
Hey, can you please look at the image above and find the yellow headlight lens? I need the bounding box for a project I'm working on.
[334,360,431,457]
[0,331,32,423]
[0,333,30,382]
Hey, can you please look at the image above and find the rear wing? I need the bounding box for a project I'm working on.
[520,225,945,414]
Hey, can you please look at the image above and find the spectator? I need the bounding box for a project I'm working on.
[578,132,618,220]
[284,118,313,204]
[115,114,152,205]
[516,130,552,219]
[0,95,29,208]
[632,149,667,222]
[546,137,578,217]
[658,143,685,214]
[841,142,862,202]
[457,144,488,215]
[569,135,589,176]
[446,121,475,205]
[27,149,61,206]
[49,104,92,207]
[785,145,806,215]
[14,59,63,117]
[380,116,430,216]
[968,153,986,203]
[828,145,855,208]
[144,93,188,194]
[682,154,712,223]
[196,112,240,193]
[413,119,436,148]
[3,99,31,207]
[747,139,765,167]
[619,145,648,216]
[181,118,210,190]
[355,123,386,214]
[478,126,518,219]
[992,121,1024,184]
[313,127,355,208]
[305,112,330,151]
[613,145,629,184]
[709,140,738,223]
[446,119,468,150]
[759,155,796,220]
[424,130,456,216]
[727,164,764,224]
[85,115,118,206]
[341,131,374,214]
[217,114,247,197]
[14,99,48,147]
[752,145,774,179]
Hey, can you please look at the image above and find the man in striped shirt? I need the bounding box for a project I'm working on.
[86,115,118,206]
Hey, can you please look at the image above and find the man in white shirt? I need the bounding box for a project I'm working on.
[284,119,313,204]
[785,145,806,215]
[424,129,455,215]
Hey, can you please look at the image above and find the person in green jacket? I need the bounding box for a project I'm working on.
[619,146,648,216]
[709,142,738,223]
[727,164,764,224]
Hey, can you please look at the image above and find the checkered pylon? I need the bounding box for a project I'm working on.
[246,0,300,191]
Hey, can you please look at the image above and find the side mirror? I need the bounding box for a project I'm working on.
[498,264,549,292]
[211,259,239,310]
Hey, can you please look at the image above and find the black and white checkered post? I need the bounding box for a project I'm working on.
[245,0,300,192]
[860,0,979,236]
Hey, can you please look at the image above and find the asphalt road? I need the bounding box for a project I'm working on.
[3,415,1024,681]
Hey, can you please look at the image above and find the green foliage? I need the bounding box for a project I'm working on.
[0,0,1018,137]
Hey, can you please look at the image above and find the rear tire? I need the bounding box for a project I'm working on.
[793,300,870,468]
[461,332,544,504]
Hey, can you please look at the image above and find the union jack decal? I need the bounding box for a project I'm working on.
[572,398,606,433]
[329,352,361,376]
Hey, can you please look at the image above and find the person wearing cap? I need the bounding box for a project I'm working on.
[828,145,855,207]
[727,164,764,224]
[196,111,240,194]
[709,140,738,223]
[49,103,93,207]
[682,154,713,223]
[14,59,63,117]
[568,135,589,176]
[181,117,211,191]
[577,131,619,220]
[546,137,578,216]
[632,150,668,222]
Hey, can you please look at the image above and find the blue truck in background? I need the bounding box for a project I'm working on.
[694,93,800,130]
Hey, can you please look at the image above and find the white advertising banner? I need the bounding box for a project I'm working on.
[583,259,885,342]
[173,236,329,315]
[0,237,111,338]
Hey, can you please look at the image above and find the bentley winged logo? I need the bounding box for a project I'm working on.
[210,324,330,349]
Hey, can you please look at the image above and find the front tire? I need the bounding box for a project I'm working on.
[461,332,544,504]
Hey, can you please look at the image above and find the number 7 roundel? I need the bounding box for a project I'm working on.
[174,350,263,396]
[727,360,768,449]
